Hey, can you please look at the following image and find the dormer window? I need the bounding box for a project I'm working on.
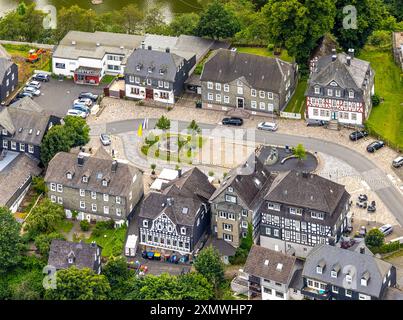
[68,258,74,264]
[136,64,142,71]
[331,264,340,278]
[361,271,370,286]
[159,69,165,75]
[66,172,73,180]
[182,207,189,214]
[316,266,323,274]
[2,129,7,136]
[82,175,88,183]
[102,180,108,187]
[143,220,148,228]
[227,186,233,192]
[314,87,320,94]
[180,227,186,235]
[346,273,352,284]
[148,66,154,73]
[317,259,325,274]
[331,271,338,278]
[349,90,354,98]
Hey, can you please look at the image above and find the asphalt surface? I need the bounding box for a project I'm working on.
[99,118,403,226]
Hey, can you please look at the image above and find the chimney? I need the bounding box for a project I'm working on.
[71,40,76,45]
[148,45,152,51]
[348,48,355,58]
[346,55,351,66]
[141,41,145,49]
[111,160,118,173]
[165,47,170,53]
[77,153,85,166]
[331,54,337,62]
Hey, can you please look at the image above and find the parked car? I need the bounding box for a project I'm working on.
[26,80,41,89]
[66,109,87,119]
[79,92,99,102]
[378,224,393,236]
[73,98,92,107]
[306,119,327,127]
[73,104,90,115]
[17,91,33,99]
[32,73,50,82]
[100,134,111,146]
[366,140,385,153]
[257,122,278,131]
[349,130,369,141]
[392,156,403,168]
[222,117,243,126]
[358,194,368,202]
[23,86,41,96]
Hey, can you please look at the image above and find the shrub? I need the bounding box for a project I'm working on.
[365,228,385,247]
[372,94,381,107]
[34,232,64,257]
[367,30,392,47]
[267,43,275,51]
[32,176,47,194]
[92,220,115,237]
[370,241,401,254]
[80,220,90,232]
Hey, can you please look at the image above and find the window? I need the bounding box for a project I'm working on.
[2,129,7,135]
[312,108,319,117]
[80,201,85,209]
[351,113,357,121]
[66,172,72,180]
[207,82,213,89]
[349,90,354,98]
[116,196,121,204]
[216,94,221,102]
[242,209,248,217]
[82,176,88,183]
[224,84,229,92]
[104,206,109,214]
[335,90,341,97]
[327,89,333,96]
[158,80,163,88]
[91,192,96,200]
[275,291,284,299]
[11,141,16,150]
[331,271,338,278]
[116,208,122,216]
[268,92,273,99]
[346,274,352,284]
[135,77,140,84]
[219,211,227,219]
[19,143,25,152]
[251,89,256,97]
[207,93,213,101]
[146,79,151,85]
[224,96,229,104]
[228,213,235,220]
[103,194,109,202]
[181,227,186,235]
[57,184,63,193]
[316,266,323,274]
[223,233,232,242]
[251,101,257,109]
[50,195,56,203]
[265,227,271,235]
[273,229,279,237]
[131,87,140,95]
[55,63,66,69]
[28,144,34,154]
[129,76,134,83]
[223,224,232,231]
[345,290,352,298]
[58,197,63,204]
[268,202,280,211]
[314,87,320,94]
[311,211,324,220]
[225,195,236,203]
[215,83,221,91]
[359,293,369,300]
[102,180,108,187]
[2,140,7,149]
[259,102,265,110]
[164,82,169,89]
[289,207,302,215]
[237,87,243,95]
[332,286,339,294]
[259,91,265,98]
[92,204,97,212]
[263,287,272,294]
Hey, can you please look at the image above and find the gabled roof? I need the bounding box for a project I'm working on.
[48,239,101,271]
[139,167,216,227]
[244,245,299,285]
[264,170,347,214]
[303,244,393,298]
[200,49,295,92]
[309,53,371,90]
[210,154,275,209]
[0,56,13,80]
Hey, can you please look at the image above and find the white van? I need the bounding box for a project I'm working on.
[257,122,278,131]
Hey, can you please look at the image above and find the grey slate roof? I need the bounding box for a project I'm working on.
[44,149,142,197]
[210,154,275,209]
[264,170,348,214]
[0,153,41,206]
[204,236,236,257]
[139,167,216,227]
[0,101,50,145]
[125,48,192,82]
[309,53,371,90]
[0,57,13,81]
[48,239,101,271]
[200,49,295,92]
[303,244,393,298]
[244,245,298,285]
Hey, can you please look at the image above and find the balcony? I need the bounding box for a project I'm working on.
[302,286,330,300]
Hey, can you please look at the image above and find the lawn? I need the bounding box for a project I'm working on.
[358,46,403,149]
[55,219,74,234]
[100,74,116,85]
[284,79,307,118]
[86,225,127,258]
[236,47,294,63]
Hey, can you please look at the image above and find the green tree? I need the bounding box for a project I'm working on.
[34,232,64,258]
[102,256,136,300]
[25,199,65,236]
[40,125,71,165]
[365,228,385,248]
[371,93,381,107]
[178,272,214,300]
[293,143,307,161]
[45,267,110,300]
[32,176,47,194]
[230,223,253,265]
[333,0,387,51]
[150,163,157,175]
[143,4,169,35]
[115,4,145,34]
[80,220,90,232]
[0,207,22,272]
[169,13,200,36]
[155,115,171,130]
[187,120,201,134]
[194,246,225,295]
[63,115,90,147]
[262,0,336,66]
[196,0,241,40]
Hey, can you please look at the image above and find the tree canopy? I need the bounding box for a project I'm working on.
[365,228,385,247]
[25,199,65,236]
[0,207,22,273]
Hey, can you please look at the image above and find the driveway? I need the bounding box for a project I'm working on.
[33,78,104,117]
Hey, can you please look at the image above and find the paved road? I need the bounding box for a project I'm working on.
[91,118,403,225]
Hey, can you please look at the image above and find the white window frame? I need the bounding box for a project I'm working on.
[259,91,265,98]
[116,208,122,216]
[103,194,109,202]
[91,203,97,212]
[251,89,256,97]
[225,194,236,203]
[28,144,34,154]
[207,93,213,101]
[215,83,221,91]
[104,206,109,214]
[251,101,257,109]
[116,196,121,204]
[223,84,229,92]
[80,201,85,209]
[91,191,96,200]
[224,96,229,104]
[207,82,213,89]
[180,227,186,235]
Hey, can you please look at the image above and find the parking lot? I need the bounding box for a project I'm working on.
[31,78,104,117]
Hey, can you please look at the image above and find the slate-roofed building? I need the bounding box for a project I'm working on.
[0,98,60,160]
[138,167,216,255]
[200,49,297,115]
[125,45,196,104]
[209,154,277,248]
[306,49,375,126]
[243,245,304,300]
[0,45,18,104]
[48,239,102,274]
[0,151,41,212]
[302,244,397,300]
[44,148,144,225]
[259,170,350,258]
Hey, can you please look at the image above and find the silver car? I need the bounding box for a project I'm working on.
[26,80,41,89]
[100,134,111,146]
[257,122,278,131]
[378,224,393,236]
[23,86,41,96]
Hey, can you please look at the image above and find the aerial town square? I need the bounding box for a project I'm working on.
[0,0,403,307]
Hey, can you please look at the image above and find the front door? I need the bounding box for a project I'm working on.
[146,88,153,99]
[237,97,244,109]
[331,111,338,120]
